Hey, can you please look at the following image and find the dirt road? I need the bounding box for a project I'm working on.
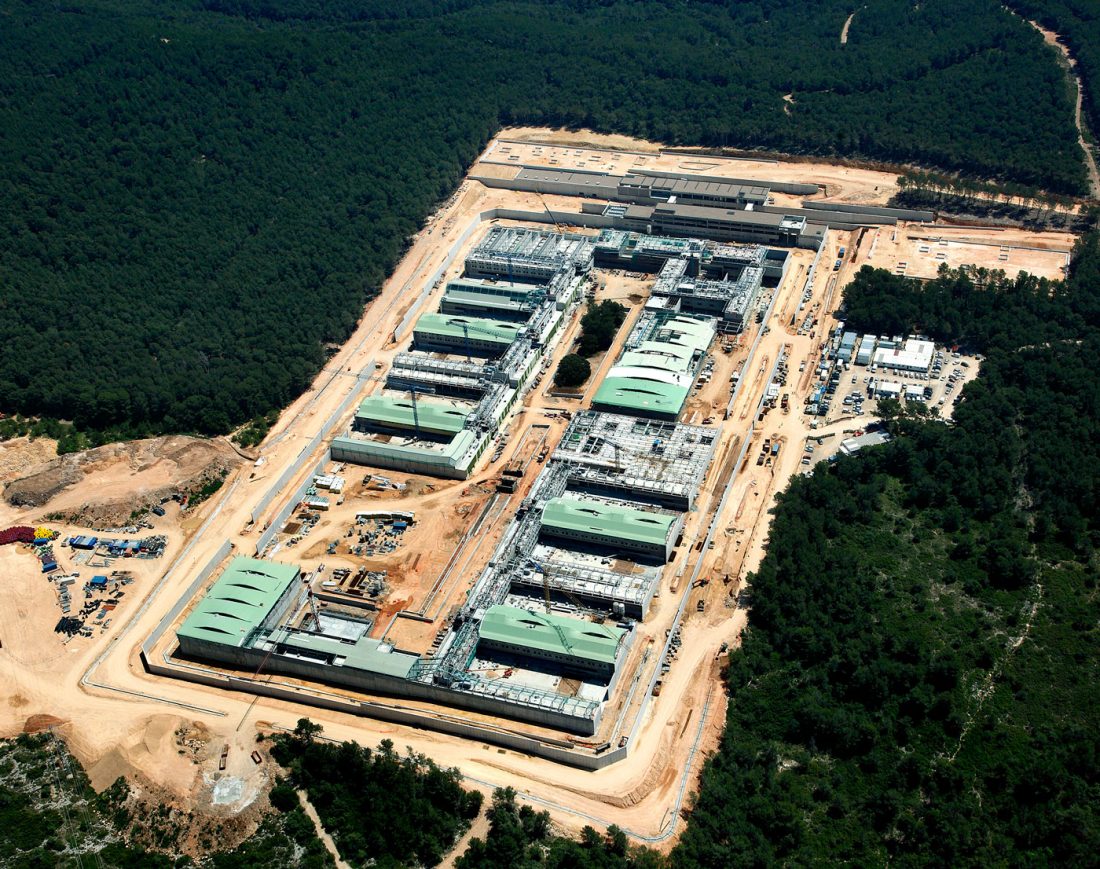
[1024,18,1100,198]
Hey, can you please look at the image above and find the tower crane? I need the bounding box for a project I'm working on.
[404,384,436,439]
[443,316,515,362]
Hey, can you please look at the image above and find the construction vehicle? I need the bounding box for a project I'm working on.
[697,599,706,613]
[219,745,229,771]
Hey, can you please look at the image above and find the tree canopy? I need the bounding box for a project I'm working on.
[672,235,1100,866]
[0,0,1088,442]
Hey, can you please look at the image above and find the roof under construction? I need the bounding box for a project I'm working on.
[553,411,716,510]
[478,605,625,667]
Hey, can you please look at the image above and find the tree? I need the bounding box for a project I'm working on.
[554,354,591,388]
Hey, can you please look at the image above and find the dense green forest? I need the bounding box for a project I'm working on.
[0,731,332,868]
[270,719,483,867]
[671,239,1100,865]
[457,788,662,869]
[1006,1,1100,142]
[0,0,1088,442]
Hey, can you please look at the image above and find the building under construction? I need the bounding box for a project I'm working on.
[552,410,715,510]
[332,226,592,479]
[464,225,595,282]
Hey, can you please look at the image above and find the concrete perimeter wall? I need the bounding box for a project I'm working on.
[140,650,627,769]
[393,217,485,340]
[632,167,820,196]
[801,200,933,221]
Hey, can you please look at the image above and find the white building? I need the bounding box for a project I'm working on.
[872,338,934,373]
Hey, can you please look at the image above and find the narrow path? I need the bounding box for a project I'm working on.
[1023,17,1100,198]
[297,789,354,869]
[439,806,489,869]
[840,11,856,44]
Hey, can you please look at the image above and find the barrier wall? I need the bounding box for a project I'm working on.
[392,217,484,340]
[484,207,616,229]
[802,201,933,222]
[141,538,234,657]
[255,451,331,556]
[633,167,820,196]
[251,357,372,527]
[141,652,628,770]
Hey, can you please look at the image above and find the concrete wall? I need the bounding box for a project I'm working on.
[802,200,933,222]
[142,649,627,768]
[632,167,820,196]
[256,451,332,556]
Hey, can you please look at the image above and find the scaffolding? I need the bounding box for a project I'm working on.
[553,411,716,510]
[465,226,595,281]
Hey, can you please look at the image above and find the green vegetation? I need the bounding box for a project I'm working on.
[578,301,629,357]
[271,719,483,867]
[672,235,1100,866]
[457,788,663,869]
[0,732,333,869]
[233,410,281,449]
[1007,1,1100,141]
[554,353,591,388]
[0,0,1088,444]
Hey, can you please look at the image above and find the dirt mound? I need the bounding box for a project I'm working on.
[2,435,239,525]
[23,713,66,733]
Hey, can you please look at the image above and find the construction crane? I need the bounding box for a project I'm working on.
[443,316,511,363]
[527,559,620,641]
[533,182,563,234]
[404,385,436,439]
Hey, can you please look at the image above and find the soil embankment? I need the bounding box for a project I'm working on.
[2,435,239,525]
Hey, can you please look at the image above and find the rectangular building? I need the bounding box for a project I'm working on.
[873,338,935,373]
[476,605,627,679]
[622,202,807,247]
[464,226,594,282]
[539,496,679,562]
[412,313,524,358]
[353,395,471,440]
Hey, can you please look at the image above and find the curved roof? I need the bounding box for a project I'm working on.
[177,556,299,648]
[603,365,692,389]
[592,377,688,417]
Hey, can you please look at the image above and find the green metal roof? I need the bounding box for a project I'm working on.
[541,497,674,549]
[177,556,299,648]
[478,605,625,666]
[413,313,523,345]
[332,429,482,473]
[592,376,688,417]
[356,395,470,436]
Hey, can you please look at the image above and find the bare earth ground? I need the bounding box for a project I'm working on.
[2,435,240,526]
[0,128,1079,852]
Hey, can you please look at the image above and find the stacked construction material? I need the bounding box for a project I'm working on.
[0,526,34,546]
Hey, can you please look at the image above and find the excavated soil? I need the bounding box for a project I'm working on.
[3,435,239,525]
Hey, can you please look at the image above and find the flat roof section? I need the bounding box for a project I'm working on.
[541,497,674,550]
[177,556,299,648]
[356,395,470,437]
[413,313,524,346]
[478,605,625,667]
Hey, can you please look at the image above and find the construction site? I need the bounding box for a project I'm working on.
[0,129,1081,847]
